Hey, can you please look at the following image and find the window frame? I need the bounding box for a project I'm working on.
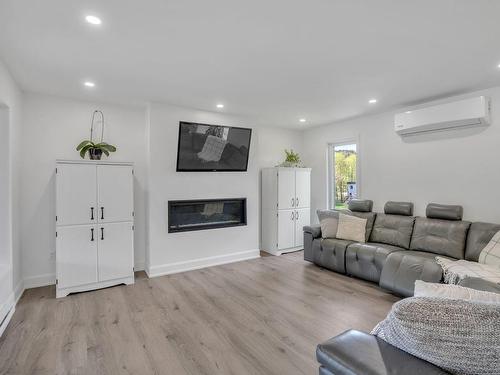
[327,138,361,210]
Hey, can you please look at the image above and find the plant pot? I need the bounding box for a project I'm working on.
[89,148,103,160]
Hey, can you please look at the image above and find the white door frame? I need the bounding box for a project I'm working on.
[327,137,361,210]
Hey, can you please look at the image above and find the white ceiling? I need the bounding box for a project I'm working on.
[1,0,500,128]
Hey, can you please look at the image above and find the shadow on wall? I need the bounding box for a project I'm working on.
[400,125,488,144]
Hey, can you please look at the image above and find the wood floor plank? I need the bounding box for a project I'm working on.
[0,252,398,375]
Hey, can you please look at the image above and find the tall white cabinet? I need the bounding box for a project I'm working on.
[261,167,311,255]
[55,160,135,298]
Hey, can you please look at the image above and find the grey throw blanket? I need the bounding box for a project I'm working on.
[372,297,500,375]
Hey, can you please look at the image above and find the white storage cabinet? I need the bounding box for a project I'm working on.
[55,160,134,298]
[261,167,311,255]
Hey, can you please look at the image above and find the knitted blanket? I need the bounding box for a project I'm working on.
[372,297,500,375]
[436,256,500,285]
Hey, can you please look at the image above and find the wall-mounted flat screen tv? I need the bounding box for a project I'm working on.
[176,121,252,172]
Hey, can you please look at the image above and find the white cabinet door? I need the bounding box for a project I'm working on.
[278,169,296,209]
[56,164,97,225]
[56,225,98,288]
[98,222,134,282]
[277,209,295,250]
[294,208,310,248]
[97,165,134,223]
[295,169,311,209]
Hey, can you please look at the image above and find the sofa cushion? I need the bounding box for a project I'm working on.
[458,277,500,294]
[369,214,415,249]
[348,199,373,212]
[414,280,500,303]
[384,201,414,216]
[426,203,463,221]
[372,297,500,375]
[379,251,447,297]
[336,213,367,243]
[313,238,352,274]
[346,242,404,283]
[465,222,500,261]
[344,211,376,242]
[316,329,449,375]
[317,210,339,239]
[409,217,470,259]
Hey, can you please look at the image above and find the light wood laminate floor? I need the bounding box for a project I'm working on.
[0,251,399,375]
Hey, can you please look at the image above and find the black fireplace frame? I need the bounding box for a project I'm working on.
[168,198,247,233]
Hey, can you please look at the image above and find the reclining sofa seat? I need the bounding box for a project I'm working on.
[345,201,415,283]
[379,203,471,296]
[304,199,376,274]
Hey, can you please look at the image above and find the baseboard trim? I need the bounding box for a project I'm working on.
[134,261,145,272]
[147,249,261,278]
[14,279,24,304]
[23,273,55,289]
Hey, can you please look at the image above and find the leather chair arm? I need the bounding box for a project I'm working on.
[304,225,321,238]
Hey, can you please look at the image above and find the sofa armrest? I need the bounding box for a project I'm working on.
[304,225,321,239]
[458,277,500,294]
[316,330,449,375]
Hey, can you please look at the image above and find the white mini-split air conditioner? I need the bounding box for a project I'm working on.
[394,96,491,135]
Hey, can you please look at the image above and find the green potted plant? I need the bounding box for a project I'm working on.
[76,110,117,160]
[76,140,117,160]
[277,149,303,167]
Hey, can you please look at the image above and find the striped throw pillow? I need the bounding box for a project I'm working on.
[479,230,500,267]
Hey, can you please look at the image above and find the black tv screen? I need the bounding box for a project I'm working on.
[176,121,252,172]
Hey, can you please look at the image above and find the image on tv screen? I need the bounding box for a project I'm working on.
[176,122,252,171]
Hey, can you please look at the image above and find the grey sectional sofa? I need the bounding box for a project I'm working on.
[304,199,500,297]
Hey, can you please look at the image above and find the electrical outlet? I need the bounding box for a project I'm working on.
[49,251,56,261]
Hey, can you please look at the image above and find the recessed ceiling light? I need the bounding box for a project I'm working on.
[497,63,500,68]
[216,104,224,108]
[85,15,102,25]
[84,81,95,88]
[368,99,377,104]
[405,111,412,114]
[299,118,306,123]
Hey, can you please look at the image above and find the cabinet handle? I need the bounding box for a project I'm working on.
[296,211,299,220]
[291,212,294,220]
[100,207,104,220]
[296,197,299,207]
[91,207,94,220]
[291,197,294,207]
[101,227,104,241]
[91,228,94,241]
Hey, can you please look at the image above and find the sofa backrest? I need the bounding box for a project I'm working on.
[409,204,470,259]
[343,199,375,242]
[369,202,415,249]
[465,222,500,261]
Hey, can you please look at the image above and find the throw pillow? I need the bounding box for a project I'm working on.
[336,213,367,243]
[372,297,500,375]
[479,230,500,267]
[414,280,500,304]
[316,210,339,239]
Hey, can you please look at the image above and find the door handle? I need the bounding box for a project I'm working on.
[91,228,94,241]
[100,207,104,220]
[101,227,104,240]
[91,207,94,220]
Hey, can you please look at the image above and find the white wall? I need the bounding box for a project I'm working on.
[0,59,22,302]
[20,93,147,287]
[146,103,302,276]
[303,87,500,224]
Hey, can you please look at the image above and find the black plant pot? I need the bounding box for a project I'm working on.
[89,149,103,160]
